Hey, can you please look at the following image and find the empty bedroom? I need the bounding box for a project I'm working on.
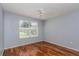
[0,3,79,56]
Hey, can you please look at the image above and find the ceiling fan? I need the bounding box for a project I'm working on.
[37,8,45,18]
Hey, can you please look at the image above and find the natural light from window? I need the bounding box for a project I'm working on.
[19,20,38,39]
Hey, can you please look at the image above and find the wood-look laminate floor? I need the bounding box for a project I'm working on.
[3,41,79,56]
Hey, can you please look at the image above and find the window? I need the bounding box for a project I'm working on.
[19,20,38,39]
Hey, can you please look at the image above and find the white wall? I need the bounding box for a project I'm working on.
[0,5,4,55]
[45,10,79,51]
[4,11,44,49]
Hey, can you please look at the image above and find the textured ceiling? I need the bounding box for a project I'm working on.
[1,3,79,20]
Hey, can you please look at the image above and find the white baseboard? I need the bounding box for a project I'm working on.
[45,40,79,51]
[0,50,4,56]
[4,40,79,52]
[4,40,43,50]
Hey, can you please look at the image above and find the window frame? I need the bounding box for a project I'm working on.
[19,20,38,39]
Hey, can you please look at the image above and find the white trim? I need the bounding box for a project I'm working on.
[4,40,79,52]
[4,40,43,50]
[19,20,38,39]
[45,40,79,51]
[0,50,4,56]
